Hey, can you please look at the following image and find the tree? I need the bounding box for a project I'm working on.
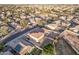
[37,20,46,28]
[20,19,28,28]
[0,44,5,52]
[42,44,55,55]
[0,26,9,37]
[74,8,79,13]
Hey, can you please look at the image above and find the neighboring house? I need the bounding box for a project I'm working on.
[42,27,51,34]
[46,31,59,39]
[29,18,36,26]
[29,17,43,26]
[5,36,34,55]
[20,13,26,20]
[59,15,67,21]
[69,25,79,33]
[45,23,58,30]
[59,30,79,54]
[0,51,13,55]
[72,17,79,25]
[14,42,34,55]
[10,22,22,29]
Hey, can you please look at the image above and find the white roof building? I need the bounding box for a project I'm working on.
[45,24,58,30]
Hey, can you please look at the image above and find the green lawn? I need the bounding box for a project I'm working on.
[41,44,55,55]
[28,44,56,55]
[28,48,42,55]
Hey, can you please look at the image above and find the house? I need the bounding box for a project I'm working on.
[46,31,59,39]
[59,30,79,54]
[29,17,43,26]
[14,42,34,55]
[0,13,5,19]
[67,15,74,21]
[10,22,22,29]
[27,27,45,43]
[20,13,27,20]
[59,15,67,20]
[0,21,2,25]
[29,18,36,26]
[5,36,34,55]
[45,23,58,30]
[69,25,79,33]
[42,27,51,34]
[72,17,79,25]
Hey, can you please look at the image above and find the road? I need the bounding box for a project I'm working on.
[0,26,37,44]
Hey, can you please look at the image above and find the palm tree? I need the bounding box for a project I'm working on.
[52,36,59,55]
[52,40,56,55]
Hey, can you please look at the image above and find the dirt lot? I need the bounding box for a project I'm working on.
[55,39,76,55]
